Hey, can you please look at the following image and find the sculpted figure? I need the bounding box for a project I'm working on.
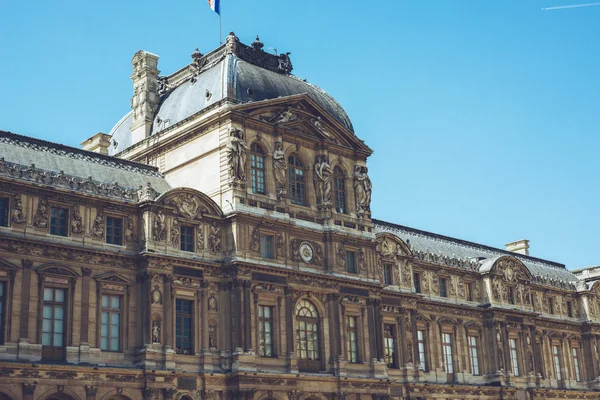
[153,211,167,241]
[91,212,105,238]
[274,106,296,123]
[11,196,25,224]
[125,217,134,242]
[208,223,221,252]
[354,165,372,214]
[33,198,48,228]
[227,128,248,181]
[71,207,83,234]
[272,141,287,197]
[313,156,332,205]
[170,219,179,248]
[196,225,204,251]
[152,321,161,343]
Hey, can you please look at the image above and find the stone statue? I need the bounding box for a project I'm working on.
[11,195,25,224]
[208,223,221,252]
[273,141,287,198]
[354,165,372,214]
[274,106,296,124]
[313,156,332,205]
[33,197,48,228]
[153,211,167,241]
[71,207,83,234]
[196,225,204,251]
[152,320,161,343]
[312,117,330,137]
[125,217,134,243]
[170,219,179,248]
[91,211,104,238]
[227,128,248,181]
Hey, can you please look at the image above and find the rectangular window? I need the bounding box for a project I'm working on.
[180,225,194,252]
[466,282,473,301]
[0,282,5,343]
[508,287,515,304]
[42,287,66,360]
[383,264,393,285]
[106,216,123,245]
[572,347,581,382]
[413,273,421,294]
[553,345,562,380]
[50,207,68,236]
[258,305,274,357]
[468,335,480,375]
[100,294,121,351]
[417,329,427,370]
[567,301,573,318]
[250,150,265,194]
[442,332,454,373]
[384,324,396,368]
[175,299,193,355]
[346,251,357,274]
[0,198,8,227]
[510,338,520,376]
[260,235,274,259]
[439,277,448,297]
[346,316,358,363]
[548,298,555,314]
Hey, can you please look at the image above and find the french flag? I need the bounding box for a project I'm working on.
[208,0,220,15]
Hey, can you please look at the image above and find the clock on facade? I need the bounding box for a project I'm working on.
[299,242,314,263]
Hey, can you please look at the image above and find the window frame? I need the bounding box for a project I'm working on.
[179,224,195,252]
[258,304,275,357]
[250,142,266,195]
[288,154,306,206]
[467,334,481,375]
[175,298,194,355]
[439,277,448,298]
[345,250,357,274]
[384,323,397,368]
[416,326,429,371]
[100,294,122,352]
[260,234,275,260]
[509,337,520,377]
[37,266,78,362]
[548,297,555,314]
[95,273,131,353]
[552,344,563,381]
[333,166,346,214]
[0,264,16,345]
[413,272,422,294]
[49,206,69,237]
[383,263,394,285]
[345,315,359,363]
[0,197,9,227]
[295,299,321,372]
[105,215,124,245]
[441,331,454,374]
[572,345,582,382]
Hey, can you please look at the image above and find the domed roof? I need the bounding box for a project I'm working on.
[108,34,353,156]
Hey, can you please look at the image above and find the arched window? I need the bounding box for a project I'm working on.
[250,143,266,194]
[333,166,346,213]
[295,299,320,371]
[288,155,305,205]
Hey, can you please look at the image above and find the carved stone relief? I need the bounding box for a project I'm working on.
[354,165,372,215]
[208,223,221,252]
[153,211,167,241]
[91,210,104,238]
[227,128,248,182]
[11,194,25,224]
[313,155,332,209]
[272,141,287,199]
[33,197,48,229]
[71,206,83,234]
[165,193,207,220]
[196,224,204,251]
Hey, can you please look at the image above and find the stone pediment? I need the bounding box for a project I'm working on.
[154,188,223,220]
[233,95,373,156]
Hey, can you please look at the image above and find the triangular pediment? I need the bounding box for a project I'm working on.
[232,94,373,156]
[95,272,132,285]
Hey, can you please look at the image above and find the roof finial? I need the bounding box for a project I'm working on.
[252,35,264,52]
[191,47,203,61]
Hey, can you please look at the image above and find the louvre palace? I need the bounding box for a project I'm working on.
[0,32,598,400]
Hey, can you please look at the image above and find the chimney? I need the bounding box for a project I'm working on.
[129,50,160,144]
[81,132,111,155]
[505,239,530,256]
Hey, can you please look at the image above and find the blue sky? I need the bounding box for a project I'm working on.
[0,1,598,269]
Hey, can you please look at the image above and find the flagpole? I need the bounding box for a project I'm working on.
[219,13,222,45]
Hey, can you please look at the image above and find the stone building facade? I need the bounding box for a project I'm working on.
[0,33,598,400]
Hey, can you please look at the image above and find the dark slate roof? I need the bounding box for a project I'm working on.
[109,34,353,155]
[0,130,170,201]
[373,219,579,288]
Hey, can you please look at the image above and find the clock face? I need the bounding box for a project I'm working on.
[299,242,314,263]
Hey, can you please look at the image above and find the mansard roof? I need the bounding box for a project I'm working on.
[108,33,354,155]
[0,130,171,202]
[373,219,579,289]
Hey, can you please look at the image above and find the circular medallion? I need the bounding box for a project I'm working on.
[299,242,314,263]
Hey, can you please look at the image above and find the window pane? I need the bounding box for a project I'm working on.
[43,305,52,319]
[42,332,51,346]
[54,306,64,320]
[54,289,65,303]
[53,333,63,347]
[44,288,53,302]
[111,296,121,309]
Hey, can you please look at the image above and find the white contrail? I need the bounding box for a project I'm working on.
[542,2,600,10]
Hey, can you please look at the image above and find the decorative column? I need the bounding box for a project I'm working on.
[284,287,297,373]
[233,280,243,350]
[201,281,209,351]
[85,386,98,400]
[18,260,33,341]
[80,267,92,344]
[163,276,174,350]
[243,280,253,352]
